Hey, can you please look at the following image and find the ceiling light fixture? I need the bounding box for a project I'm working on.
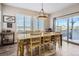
[38,3,48,19]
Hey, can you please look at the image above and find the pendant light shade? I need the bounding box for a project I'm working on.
[38,3,48,19]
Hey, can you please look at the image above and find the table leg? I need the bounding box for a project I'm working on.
[19,40,24,56]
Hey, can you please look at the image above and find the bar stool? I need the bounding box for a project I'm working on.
[27,32,41,56]
[42,32,51,55]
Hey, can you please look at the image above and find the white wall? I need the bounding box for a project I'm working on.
[0,4,50,42]
[2,4,50,30]
[50,3,79,29]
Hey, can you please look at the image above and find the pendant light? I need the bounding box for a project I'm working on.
[38,3,48,19]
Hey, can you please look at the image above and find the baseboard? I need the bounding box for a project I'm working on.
[63,40,79,45]
[0,42,17,47]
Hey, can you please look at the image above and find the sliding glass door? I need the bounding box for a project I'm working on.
[55,16,79,43]
[55,18,68,40]
[68,16,79,43]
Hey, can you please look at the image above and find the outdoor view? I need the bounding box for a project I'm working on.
[16,14,44,33]
[55,16,79,43]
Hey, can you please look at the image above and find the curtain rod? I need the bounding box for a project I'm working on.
[56,11,79,18]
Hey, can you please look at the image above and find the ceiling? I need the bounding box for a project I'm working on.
[4,3,75,14]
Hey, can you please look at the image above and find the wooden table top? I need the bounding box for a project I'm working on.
[17,32,61,40]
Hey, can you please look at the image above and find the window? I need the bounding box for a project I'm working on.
[16,14,24,33]
[25,16,32,31]
[16,14,45,33]
[33,17,39,31]
[16,14,32,33]
[38,19,44,31]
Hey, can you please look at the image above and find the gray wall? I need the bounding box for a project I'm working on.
[0,4,1,45]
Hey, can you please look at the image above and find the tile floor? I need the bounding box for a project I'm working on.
[0,41,79,56]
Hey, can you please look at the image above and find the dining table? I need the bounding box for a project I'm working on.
[17,32,62,56]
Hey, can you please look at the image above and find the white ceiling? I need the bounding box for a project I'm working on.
[4,3,75,14]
